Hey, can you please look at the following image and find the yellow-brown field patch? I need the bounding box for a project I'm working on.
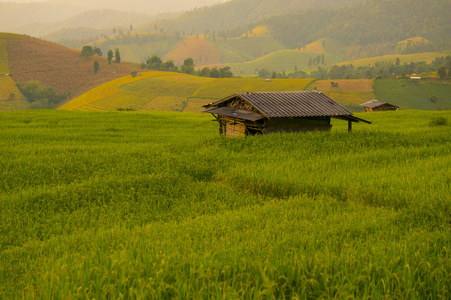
[163,36,221,67]
[302,40,325,53]
[311,79,373,92]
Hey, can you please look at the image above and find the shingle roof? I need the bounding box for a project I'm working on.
[237,91,352,118]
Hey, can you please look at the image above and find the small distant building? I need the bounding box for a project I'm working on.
[360,99,399,112]
[202,91,371,137]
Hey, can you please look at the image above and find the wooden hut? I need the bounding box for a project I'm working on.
[202,91,371,137]
[360,99,399,112]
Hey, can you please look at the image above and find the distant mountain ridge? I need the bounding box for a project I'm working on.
[146,0,366,33]
[0,0,229,34]
[11,9,159,38]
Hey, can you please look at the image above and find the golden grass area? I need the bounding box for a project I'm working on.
[163,36,221,67]
[334,52,444,67]
[302,40,325,53]
[307,79,375,106]
[58,72,164,110]
[0,32,23,39]
[0,76,29,111]
[324,91,375,106]
[241,26,269,38]
[398,37,430,47]
[61,73,315,112]
[193,78,314,99]
[0,36,28,110]
[311,79,374,92]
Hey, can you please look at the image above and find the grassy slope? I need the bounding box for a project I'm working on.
[374,78,451,110]
[6,35,140,104]
[0,109,450,298]
[334,52,446,67]
[228,50,342,75]
[59,72,314,112]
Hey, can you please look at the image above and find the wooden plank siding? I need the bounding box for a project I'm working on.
[265,117,331,133]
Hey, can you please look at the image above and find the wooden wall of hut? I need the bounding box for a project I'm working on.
[265,117,332,133]
[219,116,247,137]
[365,104,398,112]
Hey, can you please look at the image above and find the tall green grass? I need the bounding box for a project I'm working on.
[0,110,450,298]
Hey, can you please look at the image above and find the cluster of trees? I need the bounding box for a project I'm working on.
[141,54,177,71]
[198,66,233,78]
[308,54,326,68]
[141,54,234,78]
[255,68,306,79]
[17,81,69,109]
[107,49,121,64]
[81,45,103,58]
[254,56,451,80]
[81,46,122,74]
[316,56,451,79]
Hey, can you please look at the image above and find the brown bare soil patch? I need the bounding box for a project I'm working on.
[7,35,140,104]
[163,36,221,68]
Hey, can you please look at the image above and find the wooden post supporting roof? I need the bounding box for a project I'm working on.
[348,120,352,132]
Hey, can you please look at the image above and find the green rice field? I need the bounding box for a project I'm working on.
[374,78,451,110]
[0,109,450,298]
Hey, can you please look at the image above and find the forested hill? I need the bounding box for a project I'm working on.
[236,0,451,58]
[145,0,365,34]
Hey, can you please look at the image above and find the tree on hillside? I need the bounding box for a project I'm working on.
[17,80,69,109]
[181,58,195,74]
[219,66,233,78]
[146,54,162,70]
[162,60,176,71]
[107,49,113,64]
[115,48,121,63]
[209,67,219,78]
[94,47,103,57]
[81,45,94,58]
[437,66,447,79]
[93,60,99,74]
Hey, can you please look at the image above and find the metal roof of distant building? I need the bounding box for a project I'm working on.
[360,99,387,108]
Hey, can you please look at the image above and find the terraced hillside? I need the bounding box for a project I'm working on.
[228,50,342,76]
[5,33,140,106]
[0,33,28,110]
[58,71,314,112]
[334,52,446,68]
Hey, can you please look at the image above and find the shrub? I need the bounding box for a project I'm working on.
[429,117,448,127]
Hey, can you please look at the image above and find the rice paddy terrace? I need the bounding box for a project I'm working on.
[58,71,315,112]
[0,109,450,298]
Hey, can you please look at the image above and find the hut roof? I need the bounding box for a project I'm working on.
[204,91,356,118]
[360,99,399,109]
